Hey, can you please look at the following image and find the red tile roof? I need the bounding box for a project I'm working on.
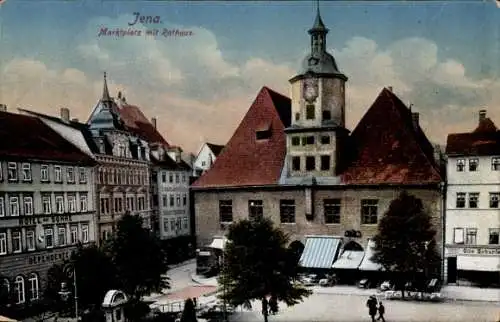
[446,117,500,156]
[117,103,170,147]
[191,87,291,188]
[193,87,441,189]
[341,88,442,185]
[0,111,96,164]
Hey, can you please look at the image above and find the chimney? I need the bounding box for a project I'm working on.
[0,104,6,112]
[387,86,393,92]
[60,108,70,123]
[412,112,419,128]
[479,109,487,123]
[151,117,157,129]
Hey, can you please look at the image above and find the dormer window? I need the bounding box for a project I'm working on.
[322,110,332,121]
[256,125,272,140]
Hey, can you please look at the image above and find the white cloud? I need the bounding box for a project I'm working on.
[1,17,499,153]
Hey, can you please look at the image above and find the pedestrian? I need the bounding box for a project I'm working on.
[269,295,278,315]
[377,301,386,322]
[366,295,378,322]
[262,297,269,317]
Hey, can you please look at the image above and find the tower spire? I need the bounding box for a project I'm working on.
[102,72,112,103]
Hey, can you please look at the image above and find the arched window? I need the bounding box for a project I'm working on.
[14,276,25,304]
[28,273,39,301]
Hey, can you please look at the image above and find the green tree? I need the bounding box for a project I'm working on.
[372,191,441,297]
[106,213,169,301]
[70,243,118,310]
[219,217,311,322]
[180,298,197,322]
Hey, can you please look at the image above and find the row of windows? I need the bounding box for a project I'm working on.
[456,157,500,172]
[0,192,88,217]
[219,199,379,225]
[162,217,189,232]
[291,155,331,171]
[161,193,188,208]
[97,167,148,186]
[160,171,188,185]
[290,135,331,147]
[0,224,89,255]
[0,162,87,184]
[2,274,39,304]
[452,228,499,245]
[455,192,499,208]
[99,195,148,215]
[296,106,333,122]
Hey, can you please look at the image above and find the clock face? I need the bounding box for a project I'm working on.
[303,77,318,103]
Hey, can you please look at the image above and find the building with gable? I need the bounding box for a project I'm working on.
[192,10,444,278]
[444,110,500,286]
[0,107,97,312]
[192,142,225,177]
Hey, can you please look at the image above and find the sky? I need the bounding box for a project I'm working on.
[0,0,499,154]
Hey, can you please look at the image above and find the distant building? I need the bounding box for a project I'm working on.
[84,74,170,243]
[444,109,500,286]
[0,108,96,309]
[150,145,192,240]
[192,10,444,279]
[192,143,225,177]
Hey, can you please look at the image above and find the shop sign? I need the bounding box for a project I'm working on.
[19,215,72,226]
[459,247,500,256]
[27,249,72,265]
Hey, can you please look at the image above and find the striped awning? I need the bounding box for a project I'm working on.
[332,250,365,269]
[299,236,342,269]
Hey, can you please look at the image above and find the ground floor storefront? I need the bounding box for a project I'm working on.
[445,245,500,286]
[0,246,77,319]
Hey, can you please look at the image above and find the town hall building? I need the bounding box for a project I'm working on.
[192,9,445,278]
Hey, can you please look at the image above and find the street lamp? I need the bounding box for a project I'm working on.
[59,265,79,321]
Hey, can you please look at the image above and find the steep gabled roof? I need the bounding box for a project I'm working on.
[192,87,291,188]
[206,143,225,157]
[0,111,96,164]
[446,117,500,156]
[117,103,170,147]
[341,88,442,185]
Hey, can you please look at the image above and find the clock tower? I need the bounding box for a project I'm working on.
[284,6,348,179]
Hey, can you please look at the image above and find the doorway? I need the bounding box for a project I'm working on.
[447,257,457,284]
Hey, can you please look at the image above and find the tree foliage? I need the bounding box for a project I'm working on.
[105,213,169,300]
[219,217,311,322]
[43,214,168,318]
[71,243,119,309]
[372,191,441,293]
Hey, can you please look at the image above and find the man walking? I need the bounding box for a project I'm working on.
[366,295,378,322]
[377,301,386,322]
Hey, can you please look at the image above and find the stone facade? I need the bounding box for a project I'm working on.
[194,186,444,254]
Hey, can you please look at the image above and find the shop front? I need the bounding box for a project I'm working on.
[446,246,500,286]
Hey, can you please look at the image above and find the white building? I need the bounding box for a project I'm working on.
[444,109,500,285]
[192,142,225,177]
[151,146,192,240]
[0,107,97,310]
